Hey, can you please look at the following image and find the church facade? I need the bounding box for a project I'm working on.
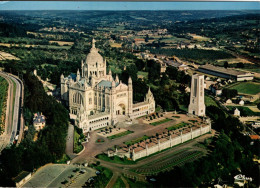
[61,39,155,133]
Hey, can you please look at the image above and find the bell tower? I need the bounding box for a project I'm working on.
[188,74,205,116]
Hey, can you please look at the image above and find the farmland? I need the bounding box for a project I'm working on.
[131,148,204,176]
[228,82,260,95]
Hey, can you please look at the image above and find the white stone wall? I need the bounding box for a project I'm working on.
[131,124,211,161]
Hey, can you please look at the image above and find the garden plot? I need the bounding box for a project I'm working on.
[132,149,204,176]
[0,51,20,61]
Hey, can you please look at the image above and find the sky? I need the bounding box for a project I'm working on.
[0,1,259,11]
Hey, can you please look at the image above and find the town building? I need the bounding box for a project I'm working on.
[234,108,240,116]
[164,60,189,71]
[198,64,254,81]
[61,39,155,133]
[188,74,206,116]
[33,112,46,131]
[239,100,245,106]
[210,84,222,96]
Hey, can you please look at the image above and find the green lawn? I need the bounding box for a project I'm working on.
[229,82,260,95]
[167,122,189,131]
[113,177,125,188]
[55,154,70,164]
[124,135,150,146]
[96,154,136,165]
[107,130,134,140]
[123,176,150,188]
[150,118,171,126]
[137,71,148,77]
[227,106,260,116]
[205,96,218,107]
[91,166,113,188]
[73,130,83,154]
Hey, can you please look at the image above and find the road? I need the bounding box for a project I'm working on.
[0,71,24,152]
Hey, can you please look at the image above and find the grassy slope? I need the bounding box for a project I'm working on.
[229,82,260,95]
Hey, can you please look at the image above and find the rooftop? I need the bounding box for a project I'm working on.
[97,80,119,88]
[199,64,251,76]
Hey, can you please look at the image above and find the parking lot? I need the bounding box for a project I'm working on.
[22,164,96,187]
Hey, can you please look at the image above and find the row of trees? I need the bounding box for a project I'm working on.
[0,72,69,186]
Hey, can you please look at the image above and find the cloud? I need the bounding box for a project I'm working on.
[0,1,9,5]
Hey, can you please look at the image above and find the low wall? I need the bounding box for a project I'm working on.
[109,124,211,161]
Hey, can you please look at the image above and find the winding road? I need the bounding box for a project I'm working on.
[0,71,24,152]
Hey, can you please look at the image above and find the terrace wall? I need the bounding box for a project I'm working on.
[109,124,211,161]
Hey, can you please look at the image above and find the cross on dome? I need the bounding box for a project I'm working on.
[92,38,96,49]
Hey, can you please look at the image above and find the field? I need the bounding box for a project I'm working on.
[132,148,204,175]
[189,34,211,41]
[49,40,74,46]
[110,43,122,48]
[0,76,8,133]
[228,82,260,95]
[150,118,171,126]
[160,36,189,43]
[107,130,133,140]
[0,51,20,61]
[167,122,189,131]
[0,42,71,50]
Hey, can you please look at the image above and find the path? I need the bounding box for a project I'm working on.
[66,123,77,159]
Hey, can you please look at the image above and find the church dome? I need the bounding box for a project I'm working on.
[85,39,104,66]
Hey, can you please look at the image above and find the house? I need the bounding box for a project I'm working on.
[234,108,240,116]
[226,99,232,104]
[210,84,222,96]
[198,64,254,81]
[249,135,260,140]
[239,100,245,106]
[33,112,46,131]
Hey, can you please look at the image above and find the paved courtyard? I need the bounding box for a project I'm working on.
[72,113,204,163]
[22,164,96,188]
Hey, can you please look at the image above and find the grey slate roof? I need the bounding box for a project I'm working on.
[97,80,119,88]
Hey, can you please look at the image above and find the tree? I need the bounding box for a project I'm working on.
[222,88,238,99]
[224,61,229,68]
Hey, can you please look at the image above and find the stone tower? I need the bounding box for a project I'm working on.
[188,74,205,116]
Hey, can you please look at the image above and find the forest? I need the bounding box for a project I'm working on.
[0,72,69,186]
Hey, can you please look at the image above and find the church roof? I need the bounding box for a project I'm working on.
[68,73,76,81]
[85,38,104,66]
[97,80,119,88]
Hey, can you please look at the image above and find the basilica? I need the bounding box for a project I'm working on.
[60,39,155,133]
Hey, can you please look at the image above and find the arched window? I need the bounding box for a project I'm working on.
[73,92,83,105]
